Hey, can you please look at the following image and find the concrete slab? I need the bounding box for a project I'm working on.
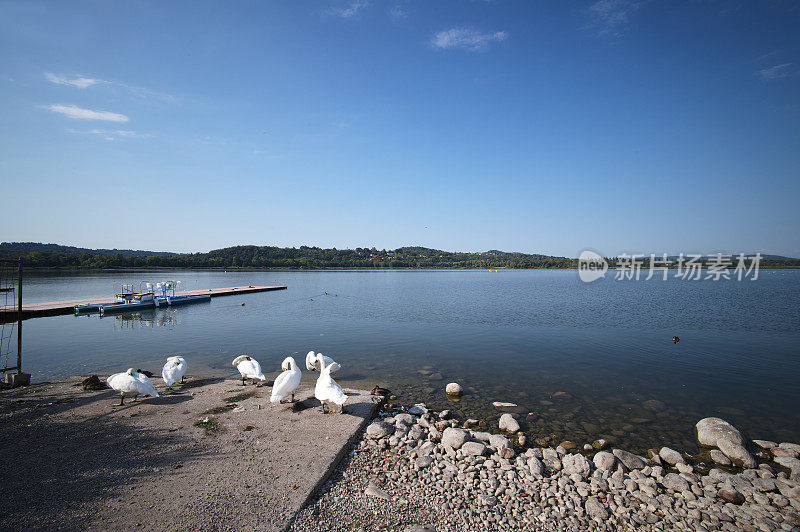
[0,376,378,531]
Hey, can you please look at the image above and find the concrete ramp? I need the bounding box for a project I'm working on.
[0,376,378,531]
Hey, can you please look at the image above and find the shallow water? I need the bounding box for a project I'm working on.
[9,269,800,454]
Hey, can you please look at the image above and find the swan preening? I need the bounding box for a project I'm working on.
[305,351,338,373]
[314,353,347,414]
[271,357,302,404]
[232,355,266,386]
[107,368,159,405]
[162,356,187,387]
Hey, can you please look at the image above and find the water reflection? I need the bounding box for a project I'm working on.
[107,309,178,330]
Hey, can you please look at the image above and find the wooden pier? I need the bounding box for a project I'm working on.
[0,285,287,321]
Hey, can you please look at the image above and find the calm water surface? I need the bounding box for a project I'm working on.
[12,269,800,455]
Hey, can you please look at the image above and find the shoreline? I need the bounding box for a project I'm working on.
[2,376,798,530]
[292,401,800,531]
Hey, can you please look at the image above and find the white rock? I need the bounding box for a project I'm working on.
[696,417,756,468]
[659,446,685,465]
[584,496,608,519]
[488,434,511,449]
[472,431,492,442]
[710,449,732,466]
[661,472,690,492]
[462,441,487,456]
[441,427,469,450]
[562,453,592,479]
[774,456,800,476]
[445,382,463,396]
[527,456,545,477]
[612,448,647,470]
[593,451,617,471]
[498,413,520,433]
[492,401,518,408]
[366,421,394,439]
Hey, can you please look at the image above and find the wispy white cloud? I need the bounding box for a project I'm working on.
[67,128,150,141]
[431,27,508,52]
[48,104,129,122]
[45,72,175,101]
[758,63,796,81]
[327,0,368,18]
[587,0,642,36]
[252,149,283,159]
[390,4,407,19]
[45,72,106,89]
[116,81,176,102]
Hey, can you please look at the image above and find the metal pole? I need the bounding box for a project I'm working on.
[17,258,21,374]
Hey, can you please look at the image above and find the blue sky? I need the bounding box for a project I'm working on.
[1,1,799,257]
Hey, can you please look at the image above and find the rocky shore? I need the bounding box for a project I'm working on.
[292,402,800,531]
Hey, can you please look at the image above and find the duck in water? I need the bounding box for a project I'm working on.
[672,336,680,344]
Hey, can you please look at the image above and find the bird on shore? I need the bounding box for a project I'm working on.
[136,369,156,378]
[305,351,339,373]
[162,356,188,388]
[232,355,266,386]
[314,353,347,414]
[370,385,391,396]
[271,356,302,404]
[106,368,159,405]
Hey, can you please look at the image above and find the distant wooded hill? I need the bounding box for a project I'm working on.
[1,242,798,269]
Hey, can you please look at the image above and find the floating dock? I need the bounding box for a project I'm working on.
[0,285,286,321]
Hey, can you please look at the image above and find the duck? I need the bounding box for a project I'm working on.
[270,356,302,404]
[370,385,391,396]
[672,336,680,344]
[136,369,156,378]
[106,368,159,405]
[314,353,347,414]
[162,356,188,388]
[305,351,339,373]
[232,355,266,386]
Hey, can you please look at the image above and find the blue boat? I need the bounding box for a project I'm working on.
[167,294,211,305]
[99,282,156,315]
[154,280,212,307]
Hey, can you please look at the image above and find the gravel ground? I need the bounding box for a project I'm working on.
[3,378,799,531]
[0,375,376,531]
[292,403,800,532]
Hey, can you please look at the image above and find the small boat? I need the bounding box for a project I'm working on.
[75,283,139,314]
[167,294,211,305]
[154,280,211,307]
[99,282,156,315]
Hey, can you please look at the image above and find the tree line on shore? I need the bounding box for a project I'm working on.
[0,243,575,269]
[2,242,798,270]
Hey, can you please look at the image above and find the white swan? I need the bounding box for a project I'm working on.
[107,368,159,405]
[162,356,187,388]
[271,356,302,404]
[232,355,266,386]
[314,353,347,413]
[305,350,339,372]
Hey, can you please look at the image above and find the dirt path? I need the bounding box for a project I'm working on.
[0,376,377,531]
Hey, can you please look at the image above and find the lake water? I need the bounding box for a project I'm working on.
[10,269,800,455]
